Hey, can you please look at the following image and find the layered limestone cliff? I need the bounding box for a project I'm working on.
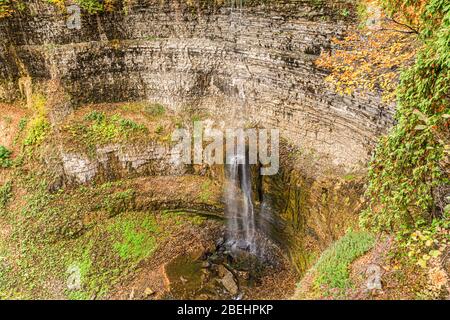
[0,0,394,171]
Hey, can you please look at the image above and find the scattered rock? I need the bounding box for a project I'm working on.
[144,287,155,297]
[237,271,250,281]
[220,271,239,295]
[217,265,229,277]
[215,237,225,247]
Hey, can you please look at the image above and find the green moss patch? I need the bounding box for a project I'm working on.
[311,231,375,297]
[108,214,159,261]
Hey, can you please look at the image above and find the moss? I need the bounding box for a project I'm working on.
[199,180,213,202]
[0,143,227,299]
[143,103,166,118]
[311,231,375,297]
[0,164,223,299]
[0,181,12,210]
[23,93,50,149]
[23,117,50,147]
[109,214,159,261]
[103,189,135,217]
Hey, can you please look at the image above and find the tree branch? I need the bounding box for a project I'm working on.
[389,17,419,34]
[378,28,418,35]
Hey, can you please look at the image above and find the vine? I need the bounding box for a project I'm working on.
[361,0,449,232]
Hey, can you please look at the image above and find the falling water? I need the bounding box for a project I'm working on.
[225,1,262,256]
[225,154,257,254]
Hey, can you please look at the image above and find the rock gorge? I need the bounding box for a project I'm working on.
[2,0,438,301]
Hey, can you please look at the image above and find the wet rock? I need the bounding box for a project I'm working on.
[208,253,224,264]
[215,237,225,247]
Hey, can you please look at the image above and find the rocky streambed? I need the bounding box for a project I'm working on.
[109,218,296,300]
[164,234,295,300]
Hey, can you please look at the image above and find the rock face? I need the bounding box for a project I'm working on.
[0,0,395,170]
[60,142,186,184]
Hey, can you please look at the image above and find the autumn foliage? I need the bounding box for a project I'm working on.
[316,0,420,102]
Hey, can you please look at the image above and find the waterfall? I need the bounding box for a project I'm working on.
[225,1,260,254]
[225,154,257,254]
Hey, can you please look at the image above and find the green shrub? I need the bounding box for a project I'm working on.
[90,118,119,142]
[74,111,148,150]
[154,124,164,134]
[340,8,350,17]
[84,111,106,123]
[75,0,104,14]
[23,93,50,148]
[0,146,12,168]
[18,117,27,132]
[0,0,13,18]
[397,218,450,270]
[23,117,50,147]
[118,118,146,131]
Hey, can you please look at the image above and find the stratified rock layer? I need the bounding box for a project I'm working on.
[0,0,395,169]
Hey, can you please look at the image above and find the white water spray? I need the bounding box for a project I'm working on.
[225,154,257,253]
